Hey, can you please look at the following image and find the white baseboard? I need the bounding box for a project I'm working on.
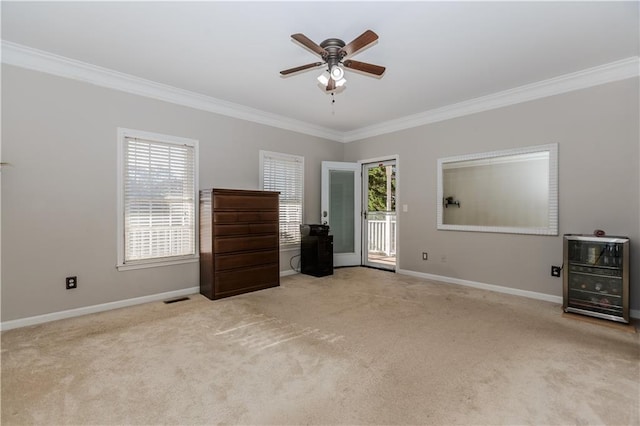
[397,269,640,319]
[2,272,299,331]
[0,287,199,331]
[398,269,563,304]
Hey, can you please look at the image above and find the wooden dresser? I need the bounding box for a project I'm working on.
[199,188,280,300]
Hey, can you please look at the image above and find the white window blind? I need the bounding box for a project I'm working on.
[260,151,304,247]
[122,136,196,264]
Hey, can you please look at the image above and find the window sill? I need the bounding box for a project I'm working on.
[117,256,199,271]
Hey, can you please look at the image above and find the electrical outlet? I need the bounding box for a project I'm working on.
[551,266,562,277]
[440,255,447,263]
[422,252,428,260]
[66,276,77,289]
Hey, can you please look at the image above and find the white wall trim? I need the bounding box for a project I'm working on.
[1,42,638,143]
[280,269,298,277]
[398,269,640,320]
[343,56,640,142]
[0,287,199,331]
[1,272,297,331]
[0,40,344,143]
[398,268,564,304]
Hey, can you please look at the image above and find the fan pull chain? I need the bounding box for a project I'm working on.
[331,92,336,115]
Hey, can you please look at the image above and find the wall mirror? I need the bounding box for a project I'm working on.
[437,143,558,235]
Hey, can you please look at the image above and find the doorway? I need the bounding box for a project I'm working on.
[362,159,397,270]
[320,158,397,270]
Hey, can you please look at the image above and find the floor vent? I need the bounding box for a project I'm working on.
[163,296,190,304]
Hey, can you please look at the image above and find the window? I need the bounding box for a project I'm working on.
[260,151,304,248]
[117,128,198,270]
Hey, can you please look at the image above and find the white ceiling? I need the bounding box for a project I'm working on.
[2,1,639,136]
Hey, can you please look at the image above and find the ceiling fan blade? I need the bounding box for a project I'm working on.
[340,30,379,57]
[280,62,324,75]
[343,59,386,76]
[326,78,336,92]
[291,33,326,57]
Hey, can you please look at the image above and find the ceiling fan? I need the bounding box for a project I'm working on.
[280,30,386,92]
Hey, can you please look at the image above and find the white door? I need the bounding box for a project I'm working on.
[321,161,361,267]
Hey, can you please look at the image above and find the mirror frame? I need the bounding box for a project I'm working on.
[437,143,558,235]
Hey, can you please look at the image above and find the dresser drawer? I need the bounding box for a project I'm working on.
[215,250,279,270]
[214,224,250,236]
[250,223,279,234]
[214,234,278,253]
[213,194,278,211]
[214,222,278,236]
[215,264,279,296]
[214,211,279,224]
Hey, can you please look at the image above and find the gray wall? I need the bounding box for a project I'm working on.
[345,78,640,310]
[3,63,639,323]
[1,65,343,322]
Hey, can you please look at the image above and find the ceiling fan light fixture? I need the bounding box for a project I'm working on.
[317,72,330,85]
[330,65,345,81]
[335,77,346,87]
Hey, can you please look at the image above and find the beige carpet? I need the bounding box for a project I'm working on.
[2,267,639,425]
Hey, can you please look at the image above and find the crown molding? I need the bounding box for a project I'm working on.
[0,40,344,142]
[343,56,640,142]
[2,40,638,144]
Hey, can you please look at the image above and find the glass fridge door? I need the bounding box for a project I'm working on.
[565,237,627,322]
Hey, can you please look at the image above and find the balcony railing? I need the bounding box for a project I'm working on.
[367,211,396,256]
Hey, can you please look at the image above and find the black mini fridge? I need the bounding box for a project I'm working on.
[300,226,333,277]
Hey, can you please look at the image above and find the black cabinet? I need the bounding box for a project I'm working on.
[301,235,333,277]
[563,234,630,323]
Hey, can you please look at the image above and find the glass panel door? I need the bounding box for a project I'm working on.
[321,162,361,267]
[362,160,396,270]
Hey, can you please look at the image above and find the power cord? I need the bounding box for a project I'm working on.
[289,254,301,273]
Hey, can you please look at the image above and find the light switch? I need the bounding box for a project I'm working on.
[402,204,408,212]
